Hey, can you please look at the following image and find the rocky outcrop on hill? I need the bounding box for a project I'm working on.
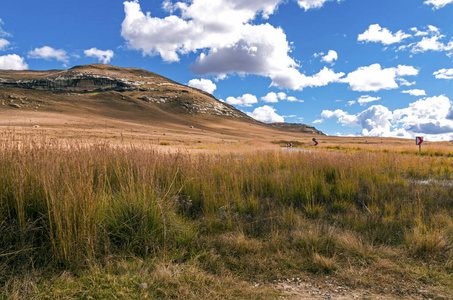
[0,72,147,92]
[136,92,244,117]
[0,64,186,93]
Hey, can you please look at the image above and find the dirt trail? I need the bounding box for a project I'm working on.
[260,277,445,299]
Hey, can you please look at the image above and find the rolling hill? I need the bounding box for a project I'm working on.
[0,63,328,148]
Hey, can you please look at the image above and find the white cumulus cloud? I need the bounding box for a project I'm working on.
[342,64,419,92]
[246,105,284,123]
[321,50,338,63]
[261,92,279,103]
[0,38,9,51]
[398,26,453,56]
[261,91,303,103]
[122,0,283,63]
[358,24,411,45]
[322,106,396,137]
[225,93,258,107]
[189,25,296,77]
[412,34,453,53]
[121,0,342,91]
[357,95,381,106]
[393,95,453,137]
[424,0,453,9]
[402,89,427,96]
[84,48,114,64]
[321,95,453,141]
[434,68,453,79]
[287,96,302,102]
[28,46,69,63]
[0,54,28,70]
[410,25,440,37]
[0,18,11,38]
[271,66,345,90]
[188,78,217,94]
[277,92,287,100]
[297,0,341,11]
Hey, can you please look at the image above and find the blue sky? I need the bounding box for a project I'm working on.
[1,0,453,141]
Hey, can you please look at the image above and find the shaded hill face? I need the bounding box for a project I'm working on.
[0,64,324,139]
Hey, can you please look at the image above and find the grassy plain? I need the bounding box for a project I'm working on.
[1,126,453,299]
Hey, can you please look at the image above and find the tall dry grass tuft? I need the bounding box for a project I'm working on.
[0,134,196,269]
[336,230,375,261]
[405,223,452,259]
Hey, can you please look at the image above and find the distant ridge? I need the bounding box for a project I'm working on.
[269,122,325,135]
